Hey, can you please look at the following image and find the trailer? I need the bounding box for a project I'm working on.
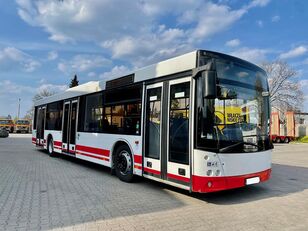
[270,111,295,143]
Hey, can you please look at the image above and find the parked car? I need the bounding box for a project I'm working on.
[0,127,9,138]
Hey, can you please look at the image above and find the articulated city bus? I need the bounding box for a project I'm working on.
[32,50,273,193]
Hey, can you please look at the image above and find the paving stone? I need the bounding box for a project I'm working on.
[1,136,308,230]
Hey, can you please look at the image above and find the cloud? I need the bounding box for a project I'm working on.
[256,20,263,27]
[58,54,111,74]
[230,47,268,64]
[37,83,67,93]
[87,72,96,78]
[271,15,280,22]
[279,46,308,59]
[225,39,241,47]
[47,51,58,60]
[0,47,40,72]
[16,0,270,67]
[99,65,132,81]
[0,79,68,117]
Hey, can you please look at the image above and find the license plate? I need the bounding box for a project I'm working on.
[246,177,260,185]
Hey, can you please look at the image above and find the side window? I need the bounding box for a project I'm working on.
[45,101,63,131]
[169,82,190,165]
[84,93,103,132]
[103,102,141,135]
[103,84,142,135]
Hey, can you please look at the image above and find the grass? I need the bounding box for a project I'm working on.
[292,136,308,143]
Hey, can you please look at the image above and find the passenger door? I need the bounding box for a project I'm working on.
[62,99,78,155]
[36,106,46,146]
[144,77,191,187]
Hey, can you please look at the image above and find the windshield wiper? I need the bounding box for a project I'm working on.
[219,141,262,153]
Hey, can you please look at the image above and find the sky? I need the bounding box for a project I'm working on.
[0,0,308,117]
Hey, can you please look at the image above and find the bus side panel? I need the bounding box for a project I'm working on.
[32,129,36,145]
[44,130,63,153]
[76,132,143,175]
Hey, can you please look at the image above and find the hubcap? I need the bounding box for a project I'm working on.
[117,151,132,175]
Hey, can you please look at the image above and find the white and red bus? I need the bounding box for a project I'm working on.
[32,50,273,193]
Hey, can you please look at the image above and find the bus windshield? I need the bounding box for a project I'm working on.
[196,59,272,153]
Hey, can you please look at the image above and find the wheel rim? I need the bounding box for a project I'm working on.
[117,151,132,175]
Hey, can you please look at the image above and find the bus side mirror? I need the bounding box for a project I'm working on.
[203,70,217,99]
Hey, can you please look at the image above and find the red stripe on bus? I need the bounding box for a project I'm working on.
[134,155,142,164]
[69,150,75,154]
[76,151,109,162]
[167,173,190,183]
[144,167,161,176]
[32,137,36,142]
[134,165,142,170]
[54,141,62,146]
[76,145,110,157]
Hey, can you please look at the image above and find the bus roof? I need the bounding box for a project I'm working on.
[34,49,263,107]
[34,50,198,106]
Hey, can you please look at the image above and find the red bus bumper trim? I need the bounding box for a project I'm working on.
[192,169,271,193]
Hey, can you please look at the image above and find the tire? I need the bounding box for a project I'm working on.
[284,137,289,143]
[114,145,134,182]
[276,137,281,143]
[47,138,57,157]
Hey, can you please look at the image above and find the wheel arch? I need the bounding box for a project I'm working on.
[110,139,134,169]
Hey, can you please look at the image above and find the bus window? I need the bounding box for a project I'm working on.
[84,93,103,132]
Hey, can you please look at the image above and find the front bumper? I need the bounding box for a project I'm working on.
[192,168,271,193]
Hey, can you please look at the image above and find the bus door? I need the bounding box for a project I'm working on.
[144,77,191,187]
[62,99,78,155]
[36,106,46,146]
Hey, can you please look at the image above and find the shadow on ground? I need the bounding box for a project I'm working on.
[57,151,308,206]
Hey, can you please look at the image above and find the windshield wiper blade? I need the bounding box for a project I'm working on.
[219,141,261,153]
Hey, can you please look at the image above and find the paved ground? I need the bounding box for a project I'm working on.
[0,135,308,231]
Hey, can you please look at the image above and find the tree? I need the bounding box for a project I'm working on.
[33,88,55,102]
[24,108,34,120]
[69,74,79,88]
[260,60,304,112]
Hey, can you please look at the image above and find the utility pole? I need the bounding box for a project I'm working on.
[17,98,21,119]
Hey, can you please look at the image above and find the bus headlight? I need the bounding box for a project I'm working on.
[206,170,213,176]
[215,170,221,176]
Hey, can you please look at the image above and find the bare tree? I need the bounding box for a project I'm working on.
[24,89,56,120]
[260,60,304,112]
[33,88,55,102]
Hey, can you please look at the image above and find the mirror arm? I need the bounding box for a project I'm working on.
[192,65,209,79]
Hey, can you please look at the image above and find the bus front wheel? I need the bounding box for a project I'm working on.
[114,145,134,182]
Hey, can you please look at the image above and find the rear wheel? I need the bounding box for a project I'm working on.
[284,137,289,143]
[276,137,281,143]
[114,145,134,182]
[47,138,57,157]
